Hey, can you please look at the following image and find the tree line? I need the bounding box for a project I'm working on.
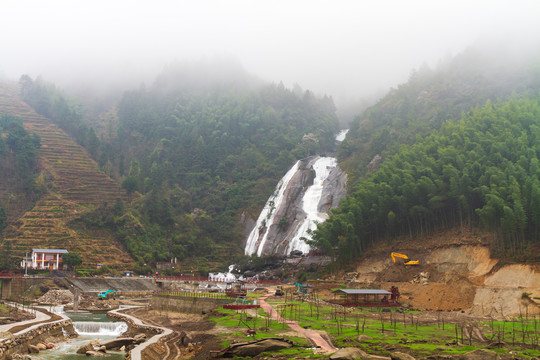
[312,96,540,263]
[17,64,339,268]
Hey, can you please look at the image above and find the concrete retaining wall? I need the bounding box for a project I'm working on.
[0,278,48,300]
[67,278,157,293]
[151,294,230,314]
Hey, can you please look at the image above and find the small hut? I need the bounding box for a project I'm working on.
[332,287,400,307]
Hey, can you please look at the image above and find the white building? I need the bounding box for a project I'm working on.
[20,249,69,270]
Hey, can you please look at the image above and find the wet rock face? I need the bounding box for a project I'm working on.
[246,156,347,256]
[319,165,347,213]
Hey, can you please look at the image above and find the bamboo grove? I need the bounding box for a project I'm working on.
[312,95,540,262]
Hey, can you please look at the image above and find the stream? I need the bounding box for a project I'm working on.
[36,310,127,360]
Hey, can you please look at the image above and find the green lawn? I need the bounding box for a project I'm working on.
[210,297,540,359]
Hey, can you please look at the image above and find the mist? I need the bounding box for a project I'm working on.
[2,0,540,109]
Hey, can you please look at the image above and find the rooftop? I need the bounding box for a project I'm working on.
[32,249,69,254]
[335,289,392,295]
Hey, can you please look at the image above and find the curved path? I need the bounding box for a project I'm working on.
[0,303,71,345]
[258,293,391,359]
[109,307,173,360]
[258,293,336,352]
[0,305,50,335]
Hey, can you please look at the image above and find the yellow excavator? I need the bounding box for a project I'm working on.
[391,252,419,265]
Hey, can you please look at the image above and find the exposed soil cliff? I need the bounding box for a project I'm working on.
[339,229,539,318]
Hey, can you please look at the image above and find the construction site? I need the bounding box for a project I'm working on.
[1,229,539,359]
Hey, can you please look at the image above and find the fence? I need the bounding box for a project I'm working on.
[153,275,280,284]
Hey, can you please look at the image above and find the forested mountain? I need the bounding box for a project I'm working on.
[314,96,540,262]
[0,114,40,226]
[112,66,338,267]
[340,43,540,184]
[313,43,540,265]
[16,61,339,270]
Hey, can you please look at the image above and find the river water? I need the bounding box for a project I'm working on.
[37,311,127,360]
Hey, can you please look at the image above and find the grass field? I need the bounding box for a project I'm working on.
[207,295,540,359]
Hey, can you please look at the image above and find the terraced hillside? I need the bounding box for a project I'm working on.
[0,82,134,268]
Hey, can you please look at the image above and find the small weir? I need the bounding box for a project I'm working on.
[72,320,128,336]
[39,311,127,359]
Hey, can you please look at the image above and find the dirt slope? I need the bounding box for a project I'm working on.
[347,229,540,318]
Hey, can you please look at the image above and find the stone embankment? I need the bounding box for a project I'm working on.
[0,307,74,360]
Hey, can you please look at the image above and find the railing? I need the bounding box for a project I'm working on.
[0,273,24,278]
[154,290,236,300]
[153,275,281,285]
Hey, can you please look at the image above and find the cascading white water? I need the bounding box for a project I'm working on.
[72,321,128,336]
[286,157,337,254]
[244,161,300,256]
[209,264,237,282]
[335,129,349,142]
[244,129,349,256]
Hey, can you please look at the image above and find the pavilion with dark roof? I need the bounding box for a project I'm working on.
[332,287,400,307]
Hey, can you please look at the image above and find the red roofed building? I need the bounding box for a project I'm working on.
[20,249,68,270]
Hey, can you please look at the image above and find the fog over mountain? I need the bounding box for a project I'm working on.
[2,0,539,108]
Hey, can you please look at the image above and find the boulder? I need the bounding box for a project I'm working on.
[391,352,416,360]
[76,342,95,354]
[133,333,147,343]
[434,346,450,352]
[357,335,372,341]
[86,350,108,357]
[179,331,192,346]
[459,349,500,360]
[28,344,40,354]
[76,339,102,354]
[230,338,292,357]
[425,356,453,360]
[330,347,370,360]
[36,342,48,350]
[102,337,137,350]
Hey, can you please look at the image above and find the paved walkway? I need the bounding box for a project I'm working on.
[258,293,336,353]
[0,303,70,341]
[0,303,50,334]
[109,307,173,360]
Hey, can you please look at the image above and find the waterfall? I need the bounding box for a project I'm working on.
[244,161,300,256]
[286,157,337,254]
[244,129,348,256]
[72,321,128,336]
[335,129,349,142]
[209,264,237,282]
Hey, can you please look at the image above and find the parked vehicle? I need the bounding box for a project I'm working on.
[97,290,117,300]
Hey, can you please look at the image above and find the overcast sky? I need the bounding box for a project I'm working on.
[2,0,539,104]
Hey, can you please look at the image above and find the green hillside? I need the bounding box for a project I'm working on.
[340,44,540,183]
[0,83,134,269]
[104,64,339,268]
[314,95,540,264]
[9,63,339,270]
